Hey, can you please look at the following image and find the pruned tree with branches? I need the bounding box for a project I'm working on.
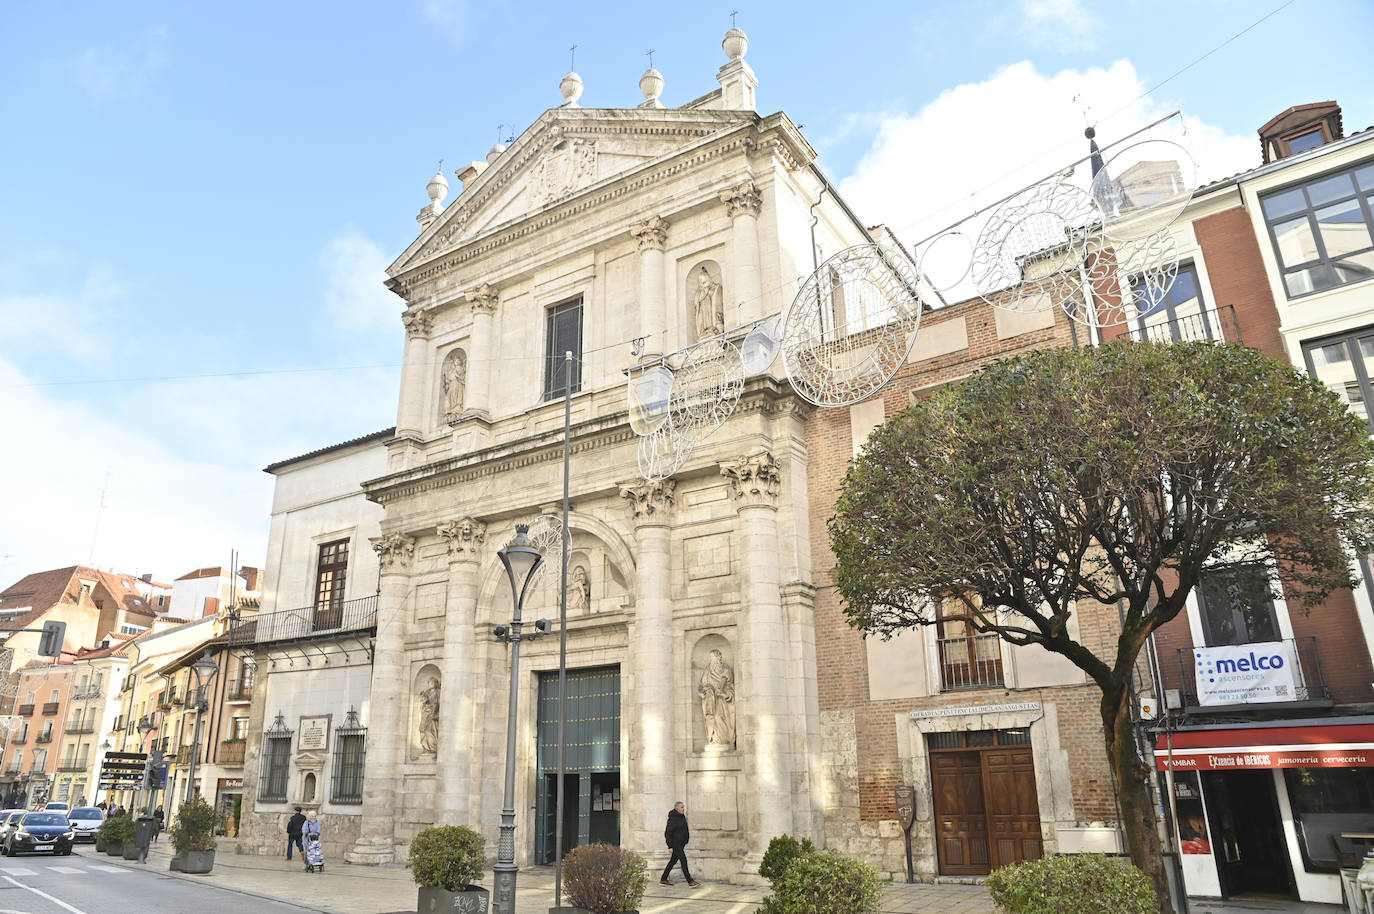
[828,341,1374,913]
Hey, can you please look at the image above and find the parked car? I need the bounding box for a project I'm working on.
[2,812,74,856]
[66,807,102,842]
[42,802,69,812]
[0,810,26,846]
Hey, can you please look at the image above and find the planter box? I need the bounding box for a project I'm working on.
[548,908,638,914]
[122,842,141,860]
[417,885,490,913]
[104,841,124,856]
[94,836,106,853]
[172,849,215,874]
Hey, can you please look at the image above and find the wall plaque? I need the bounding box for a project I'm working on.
[298,715,330,751]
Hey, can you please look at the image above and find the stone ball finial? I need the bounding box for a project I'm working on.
[426,171,449,205]
[487,142,507,162]
[560,71,584,107]
[723,27,748,61]
[639,68,664,104]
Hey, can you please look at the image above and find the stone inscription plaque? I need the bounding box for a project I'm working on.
[298,716,329,751]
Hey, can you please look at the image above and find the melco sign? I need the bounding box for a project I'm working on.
[1194,641,1297,706]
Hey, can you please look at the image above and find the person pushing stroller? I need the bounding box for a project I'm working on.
[302,810,324,873]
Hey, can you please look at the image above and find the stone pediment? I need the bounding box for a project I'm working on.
[390,107,756,277]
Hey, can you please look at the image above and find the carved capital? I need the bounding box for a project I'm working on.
[468,282,499,315]
[719,182,762,218]
[719,449,781,509]
[401,308,433,339]
[437,517,486,557]
[630,215,669,252]
[371,533,417,569]
[619,479,676,524]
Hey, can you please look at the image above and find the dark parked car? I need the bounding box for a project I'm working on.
[2,812,74,856]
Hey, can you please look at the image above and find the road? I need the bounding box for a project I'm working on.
[0,847,327,914]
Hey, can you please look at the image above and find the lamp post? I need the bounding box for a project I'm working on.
[137,717,153,813]
[97,740,111,806]
[184,650,218,805]
[492,524,547,914]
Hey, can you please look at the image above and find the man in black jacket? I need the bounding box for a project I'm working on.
[285,806,306,861]
[660,801,699,887]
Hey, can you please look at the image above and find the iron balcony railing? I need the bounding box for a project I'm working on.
[219,741,245,765]
[57,758,88,773]
[63,722,95,735]
[10,734,27,745]
[225,679,253,701]
[1126,304,1241,345]
[35,732,53,743]
[937,634,1006,691]
[41,702,59,716]
[236,594,379,646]
[1175,636,1332,710]
[16,704,33,716]
[176,745,194,766]
[71,683,104,700]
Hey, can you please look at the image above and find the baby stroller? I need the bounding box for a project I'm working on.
[303,833,324,873]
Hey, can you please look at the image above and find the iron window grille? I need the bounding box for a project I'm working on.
[543,298,583,401]
[259,712,294,803]
[1261,161,1374,298]
[330,707,366,805]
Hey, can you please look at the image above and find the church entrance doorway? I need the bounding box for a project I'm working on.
[536,665,621,863]
[929,728,1043,875]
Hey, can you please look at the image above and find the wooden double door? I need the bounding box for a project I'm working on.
[930,740,1043,875]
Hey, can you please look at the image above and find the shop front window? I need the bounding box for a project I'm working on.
[1284,767,1374,872]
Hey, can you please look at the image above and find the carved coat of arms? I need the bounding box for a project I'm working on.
[531,129,597,205]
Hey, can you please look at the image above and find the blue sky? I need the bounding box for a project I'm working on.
[1,0,1372,586]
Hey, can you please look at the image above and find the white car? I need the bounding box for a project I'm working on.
[66,807,102,842]
[42,802,69,812]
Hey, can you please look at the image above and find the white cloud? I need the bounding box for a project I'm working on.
[67,26,170,103]
[838,59,1257,301]
[420,0,471,47]
[320,230,404,333]
[1017,0,1101,51]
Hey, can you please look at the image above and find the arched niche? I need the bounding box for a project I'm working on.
[691,633,737,753]
[410,663,441,761]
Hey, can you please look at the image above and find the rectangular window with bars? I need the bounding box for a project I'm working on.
[259,734,293,803]
[331,729,367,805]
[543,298,583,401]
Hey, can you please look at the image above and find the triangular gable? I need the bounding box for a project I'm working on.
[389,106,758,277]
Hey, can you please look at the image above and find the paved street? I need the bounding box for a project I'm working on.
[0,848,317,914]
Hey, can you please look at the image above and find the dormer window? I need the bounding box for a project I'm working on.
[1259,101,1343,164]
[1286,128,1326,156]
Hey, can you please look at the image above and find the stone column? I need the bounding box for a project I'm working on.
[719,450,793,862]
[630,216,669,360]
[345,533,415,864]
[436,517,485,826]
[720,183,764,327]
[396,308,433,444]
[464,284,498,420]
[619,479,676,851]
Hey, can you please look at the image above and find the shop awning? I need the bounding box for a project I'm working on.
[1154,721,1374,771]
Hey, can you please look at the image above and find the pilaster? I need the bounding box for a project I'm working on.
[720,183,764,326]
[453,284,498,453]
[436,518,485,826]
[345,533,415,865]
[619,479,676,853]
[395,309,433,466]
[631,216,670,361]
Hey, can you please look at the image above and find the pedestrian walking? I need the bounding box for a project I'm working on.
[152,805,164,841]
[302,810,324,873]
[660,801,700,887]
[285,806,306,860]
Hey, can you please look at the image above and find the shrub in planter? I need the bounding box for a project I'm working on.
[408,825,488,913]
[98,815,134,855]
[562,843,648,914]
[168,795,217,874]
[757,850,883,914]
[758,834,816,883]
[986,854,1155,914]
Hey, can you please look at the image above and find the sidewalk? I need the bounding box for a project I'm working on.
[93,838,997,914]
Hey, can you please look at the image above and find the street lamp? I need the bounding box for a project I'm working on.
[136,718,154,814]
[492,524,548,914]
[184,650,218,804]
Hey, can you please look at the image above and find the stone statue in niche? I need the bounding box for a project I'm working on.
[698,649,736,748]
[692,265,724,340]
[418,676,440,756]
[566,564,590,614]
[441,349,467,425]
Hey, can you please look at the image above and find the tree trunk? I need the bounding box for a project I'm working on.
[1102,684,1174,914]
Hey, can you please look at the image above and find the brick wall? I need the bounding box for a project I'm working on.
[1192,205,1284,358]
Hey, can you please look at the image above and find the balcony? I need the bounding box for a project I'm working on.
[937,633,1006,691]
[41,702,59,716]
[71,683,104,700]
[1125,304,1241,345]
[219,741,245,765]
[1175,636,1332,713]
[10,734,27,745]
[63,723,94,735]
[235,593,378,646]
[35,732,53,744]
[225,679,253,702]
[17,704,33,716]
[176,745,194,766]
[57,758,88,773]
